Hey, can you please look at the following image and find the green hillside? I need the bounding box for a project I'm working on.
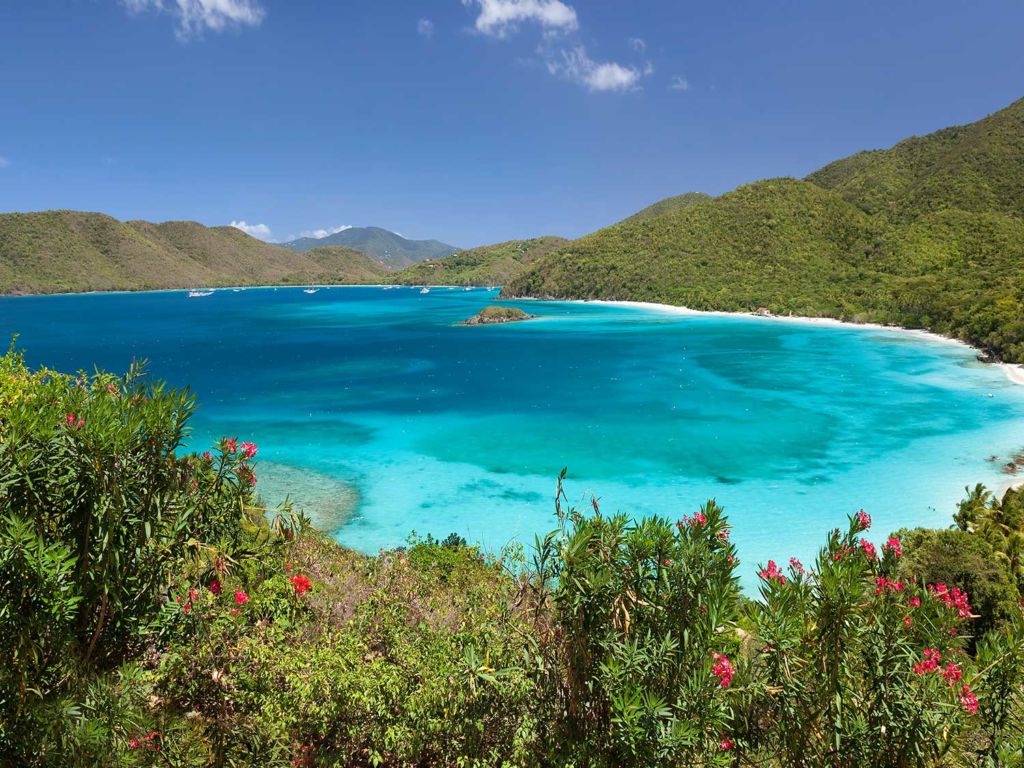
[620,191,712,224]
[391,236,568,286]
[0,211,386,294]
[808,97,1024,220]
[505,97,1024,363]
[281,226,458,269]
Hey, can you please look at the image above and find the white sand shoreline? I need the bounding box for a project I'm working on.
[574,299,1024,388]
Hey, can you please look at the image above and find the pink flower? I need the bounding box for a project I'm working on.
[883,535,903,558]
[875,577,906,595]
[234,589,249,606]
[942,663,963,685]
[717,529,730,541]
[719,736,734,751]
[711,652,734,687]
[223,436,238,453]
[928,582,973,618]
[959,684,979,714]
[789,557,806,576]
[860,539,877,560]
[854,510,872,531]
[903,615,913,628]
[909,595,921,608]
[65,412,85,429]
[759,560,787,585]
[241,441,258,459]
[208,578,222,596]
[202,450,212,462]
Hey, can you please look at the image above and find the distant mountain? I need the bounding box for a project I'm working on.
[392,236,568,286]
[0,211,387,294]
[281,226,458,269]
[504,96,1024,364]
[620,192,711,225]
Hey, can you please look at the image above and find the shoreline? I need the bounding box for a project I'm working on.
[574,299,1024,388]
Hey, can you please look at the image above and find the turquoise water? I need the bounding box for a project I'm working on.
[3,286,1024,586]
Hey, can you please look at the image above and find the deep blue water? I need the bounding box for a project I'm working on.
[3,286,1023,586]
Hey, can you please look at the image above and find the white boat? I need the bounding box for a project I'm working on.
[419,287,430,294]
[187,290,213,298]
[303,288,319,294]
[464,286,473,291]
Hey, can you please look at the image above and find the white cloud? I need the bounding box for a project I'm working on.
[230,220,273,240]
[547,45,643,92]
[0,156,9,169]
[300,225,353,240]
[669,75,690,92]
[462,0,577,38]
[417,18,435,39]
[121,0,265,39]
[628,37,646,53]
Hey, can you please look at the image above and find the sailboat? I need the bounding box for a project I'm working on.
[303,288,319,294]
[419,287,430,294]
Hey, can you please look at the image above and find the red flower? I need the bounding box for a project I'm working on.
[711,652,734,687]
[202,450,213,462]
[234,589,249,606]
[65,412,85,429]
[942,662,963,685]
[883,535,903,558]
[241,441,258,459]
[789,557,806,577]
[290,574,312,596]
[182,602,191,615]
[908,595,921,608]
[222,436,238,453]
[719,736,734,751]
[209,578,222,596]
[854,509,871,531]
[229,607,239,617]
[913,648,941,675]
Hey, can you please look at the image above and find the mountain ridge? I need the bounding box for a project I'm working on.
[281,226,458,269]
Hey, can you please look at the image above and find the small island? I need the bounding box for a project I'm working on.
[459,305,535,325]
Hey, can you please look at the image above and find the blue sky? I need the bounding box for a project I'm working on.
[1,1,1023,247]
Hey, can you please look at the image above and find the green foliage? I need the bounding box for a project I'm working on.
[620,191,712,225]
[392,236,568,287]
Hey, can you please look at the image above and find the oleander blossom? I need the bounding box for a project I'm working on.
[208,578,222,596]
[883,535,903,558]
[789,557,806,576]
[943,662,963,685]
[928,582,973,618]
[241,441,258,459]
[959,684,979,714]
[680,511,708,528]
[711,652,734,687]
[759,560,786,584]
[234,589,249,606]
[854,509,871,531]
[719,736,734,751]
[65,412,85,429]
[875,576,905,595]
[860,539,878,560]
[290,573,312,595]
[913,648,942,675]
[223,436,238,453]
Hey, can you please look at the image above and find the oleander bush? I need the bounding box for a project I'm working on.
[2,346,1024,766]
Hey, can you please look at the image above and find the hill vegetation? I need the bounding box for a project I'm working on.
[2,349,1024,766]
[505,97,1024,363]
[391,236,568,286]
[281,226,458,269]
[620,191,712,224]
[0,211,388,294]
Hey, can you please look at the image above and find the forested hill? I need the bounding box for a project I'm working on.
[0,211,387,294]
[391,236,568,286]
[503,97,1024,364]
